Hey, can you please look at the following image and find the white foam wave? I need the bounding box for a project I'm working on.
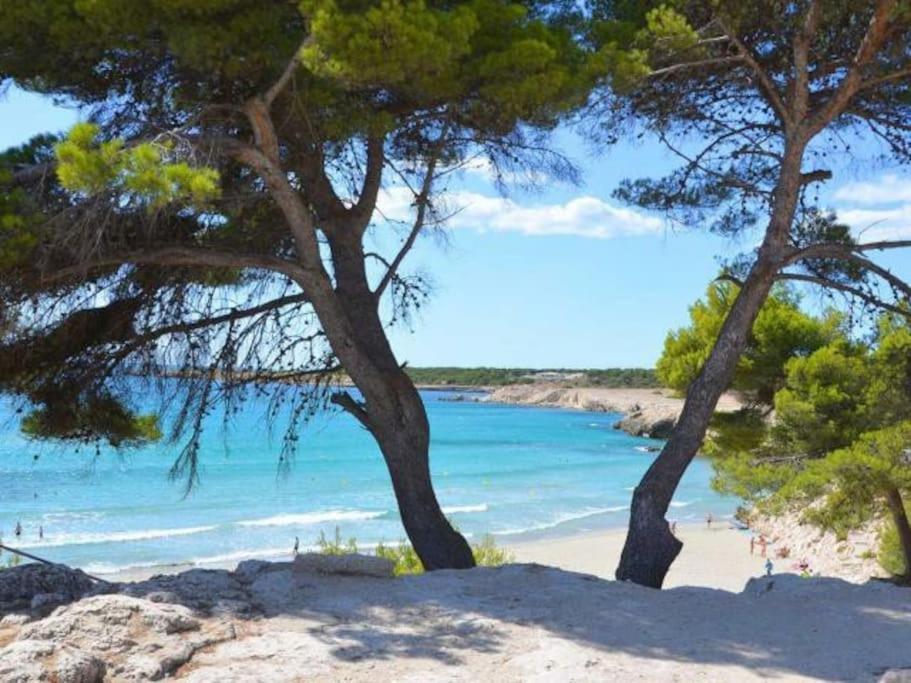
[15,525,218,549]
[670,499,699,508]
[236,510,385,528]
[496,505,628,536]
[442,504,488,514]
[82,546,301,575]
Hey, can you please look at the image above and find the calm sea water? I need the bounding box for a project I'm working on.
[0,389,735,575]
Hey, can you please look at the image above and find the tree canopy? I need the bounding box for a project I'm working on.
[0,0,594,569]
[656,281,837,404]
[592,0,911,587]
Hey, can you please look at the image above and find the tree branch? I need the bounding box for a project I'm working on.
[776,272,911,318]
[719,20,792,128]
[806,0,898,135]
[374,127,449,299]
[41,247,305,285]
[263,37,311,106]
[351,134,386,234]
[330,391,372,430]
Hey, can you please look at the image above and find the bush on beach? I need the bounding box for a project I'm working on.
[316,526,513,576]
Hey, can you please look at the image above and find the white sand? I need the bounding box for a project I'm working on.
[508,523,765,591]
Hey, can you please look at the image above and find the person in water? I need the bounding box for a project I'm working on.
[14,521,22,538]
[39,525,43,540]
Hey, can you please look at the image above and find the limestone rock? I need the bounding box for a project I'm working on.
[0,594,235,681]
[293,552,395,578]
[122,568,254,616]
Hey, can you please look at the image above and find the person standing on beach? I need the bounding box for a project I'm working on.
[750,536,755,555]
[293,536,300,556]
[705,513,713,529]
[765,558,773,577]
[759,535,767,558]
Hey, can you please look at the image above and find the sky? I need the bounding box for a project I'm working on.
[2,87,910,369]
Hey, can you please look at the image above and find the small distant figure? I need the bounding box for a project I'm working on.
[758,534,768,558]
[670,520,677,535]
[705,513,713,529]
[765,558,773,577]
[797,559,810,578]
[293,536,300,556]
[14,520,22,538]
[750,536,755,555]
[38,525,44,541]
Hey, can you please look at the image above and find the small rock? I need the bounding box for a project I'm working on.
[293,553,395,578]
[29,592,68,617]
[55,648,105,683]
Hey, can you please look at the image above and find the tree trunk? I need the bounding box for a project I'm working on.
[616,134,809,588]
[319,234,475,570]
[370,377,476,570]
[886,487,911,578]
[616,259,778,587]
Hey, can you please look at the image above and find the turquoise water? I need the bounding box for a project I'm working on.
[0,390,735,574]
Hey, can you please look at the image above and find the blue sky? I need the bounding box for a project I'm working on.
[3,87,910,368]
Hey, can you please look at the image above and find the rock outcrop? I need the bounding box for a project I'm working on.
[487,385,742,439]
[0,563,100,616]
[0,594,235,682]
[292,552,395,578]
[0,561,908,681]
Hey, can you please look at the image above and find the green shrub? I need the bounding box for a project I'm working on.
[316,528,513,576]
[879,513,909,577]
[316,527,359,556]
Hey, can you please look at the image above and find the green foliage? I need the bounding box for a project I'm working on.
[375,539,427,576]
[316,527,360,555]
[318,527,513,575]
[21,395,162,447]
[879,510,910,577]
[656,282,835,403]
[55,124,220,208]
[470,533,514,566]
[0,552,22,570]
[404,366,659,387]
[777,422,911,538]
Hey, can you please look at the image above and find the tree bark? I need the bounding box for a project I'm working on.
[886,487,911,578]
[319,233,475,570]
[616,137,808,588]
[615,256,779,587]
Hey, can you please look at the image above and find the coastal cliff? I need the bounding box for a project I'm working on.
[486,385,743,439]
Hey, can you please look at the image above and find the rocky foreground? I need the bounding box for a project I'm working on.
[486,385,743,438]
[1,556,909,682]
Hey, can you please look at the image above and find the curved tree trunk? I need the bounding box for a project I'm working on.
[616,259,778,587]
[616,134,809,588]
[886,487,911,579]
[367,373,476,570]
[320,234,475,570]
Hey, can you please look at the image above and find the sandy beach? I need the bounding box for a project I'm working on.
[100,523,763,591]
[508,523,763,591]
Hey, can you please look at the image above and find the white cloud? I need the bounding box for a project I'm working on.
[833,173,911,205]
[377,187,663,240]
[838,206,911,242]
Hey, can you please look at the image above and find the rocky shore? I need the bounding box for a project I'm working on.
[1,557,910,681]
[486,385,743,439]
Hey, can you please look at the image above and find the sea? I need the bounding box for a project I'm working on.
[0,389,736,575]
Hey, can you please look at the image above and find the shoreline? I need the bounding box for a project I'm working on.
[97,521,762,590]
